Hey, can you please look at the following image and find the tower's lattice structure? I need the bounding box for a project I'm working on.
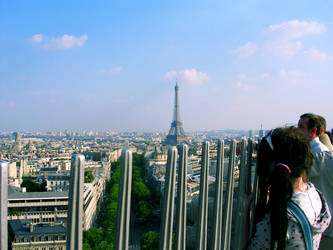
[165,83,187,145]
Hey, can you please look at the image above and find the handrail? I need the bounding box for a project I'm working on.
[159,146,178,250]
[66,154,85,250]
[115,149,133,250]
[0,160,8,250]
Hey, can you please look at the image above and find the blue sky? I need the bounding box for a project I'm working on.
[1,1,333,132]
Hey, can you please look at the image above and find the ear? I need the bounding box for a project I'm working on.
[320,127,325,136]
[309,127,317,138]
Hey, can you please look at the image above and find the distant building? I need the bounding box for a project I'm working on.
[258,125,264,138]
[109,149,122,162]
[12,132,22,153]
[248,130,253,139]
[8,162,17,179]
[8,174,106,230]
[8,186,68,223]
[43,174,70,192]
[8,219,66,250]
[83,177,106,230]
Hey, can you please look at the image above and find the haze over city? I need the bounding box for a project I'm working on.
[2,1,333,132]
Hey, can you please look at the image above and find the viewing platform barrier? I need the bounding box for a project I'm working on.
[112,138,258,250]
[0,138,258,250]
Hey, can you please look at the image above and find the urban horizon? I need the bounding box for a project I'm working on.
[2,1,333,132]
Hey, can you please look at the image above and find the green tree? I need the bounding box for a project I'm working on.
[96,241,114,250]
[83,243,92,250]
[84,171,94,183]
[133,153,143,166]
[103,200,118,241]
[110,168,121,186]
[83,227,103,249]
[132,180,150,200]
[111,159,120,172]
[132,165,142,180]
[141,231,159,250]
[109,184,119,201]
[21,178,46,192]
[135,200,153,220]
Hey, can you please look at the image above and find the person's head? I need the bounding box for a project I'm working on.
[258,126,313,184]
[256,126,313,249]
[298,113,321,138]
[317,115,326,136]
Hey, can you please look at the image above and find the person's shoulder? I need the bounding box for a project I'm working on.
[311,137,329,153]
[313,150,333,160]
[306,182,321,198]
[310,151,333,178]
[319,134,333,151]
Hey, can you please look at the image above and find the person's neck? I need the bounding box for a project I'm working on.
[293,177,308,192]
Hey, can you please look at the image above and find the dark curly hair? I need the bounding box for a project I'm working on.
[255,126,313,249]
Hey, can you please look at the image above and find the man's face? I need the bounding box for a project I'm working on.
[298,117,317,138]
[298,117,309,134]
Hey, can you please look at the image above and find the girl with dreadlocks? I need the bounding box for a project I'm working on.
[248,127,331,250]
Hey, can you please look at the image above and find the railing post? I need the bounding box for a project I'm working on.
[66,154,85,250]
[233,138,247,249]
[0,161,8,250]
[249,139,260,237]
[175,143,188,250]
[159,146,177,250]
[245,139,254,195]
[196,141,210,250]
[221,140,237,250]
[212,140,225,250]
[116,149,133,250]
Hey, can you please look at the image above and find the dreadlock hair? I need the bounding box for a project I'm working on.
[256,126,313,249]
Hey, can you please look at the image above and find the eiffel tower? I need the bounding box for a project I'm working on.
[165,83,187,145]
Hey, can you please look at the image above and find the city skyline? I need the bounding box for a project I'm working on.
[2,1,333,132]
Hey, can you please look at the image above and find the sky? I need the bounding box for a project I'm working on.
[1,1,333,132]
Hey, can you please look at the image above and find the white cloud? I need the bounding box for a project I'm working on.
[234,42,257,58]
[267,20,326,41]
[267,40,303,56]
[233,81,255,90]
[279,69,304,85]
[164,68,211,85]
[304,49,329,61]
[164,70,178,80]
[110,66,123,73]
[236,73,271,85]
[31,34,43,43]
[30,34,88,50]
[265,20,326,57]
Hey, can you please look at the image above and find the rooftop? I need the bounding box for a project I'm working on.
[9,219,66,236]
[8,185,68,200]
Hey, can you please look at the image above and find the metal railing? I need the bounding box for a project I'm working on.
[0,160,8,250]
[114,138,257,250]
[0,138,257,250]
